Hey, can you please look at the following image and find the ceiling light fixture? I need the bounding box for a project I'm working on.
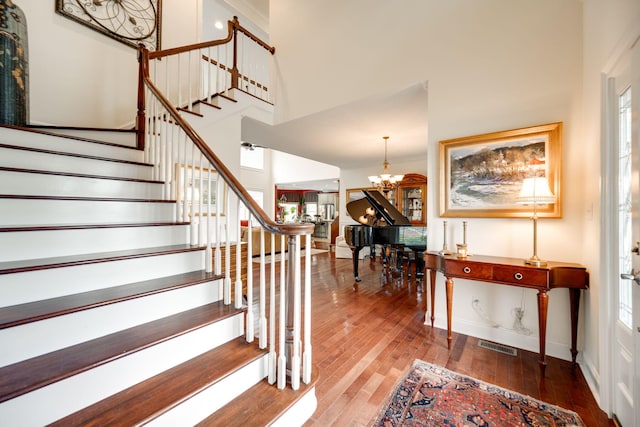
[368,136,404,195]
[240,141,266,151]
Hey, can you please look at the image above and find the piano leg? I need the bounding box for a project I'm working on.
[414,251,425,279]
[351,246,363,282]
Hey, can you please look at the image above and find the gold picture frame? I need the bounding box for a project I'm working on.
[175,164,226,216]
[439,122,562,218]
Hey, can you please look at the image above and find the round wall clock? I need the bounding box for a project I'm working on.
[56,0,162,51]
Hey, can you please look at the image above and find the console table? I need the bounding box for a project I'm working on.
[424,252,589,374]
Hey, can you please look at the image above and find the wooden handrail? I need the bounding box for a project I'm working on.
[148,17,274,60]
[138,47,311,237]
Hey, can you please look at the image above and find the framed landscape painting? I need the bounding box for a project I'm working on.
[439,122,562,218]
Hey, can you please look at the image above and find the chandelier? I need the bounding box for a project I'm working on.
[368,136,404,194]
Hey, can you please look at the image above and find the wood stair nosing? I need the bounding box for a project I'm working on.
[196,99,222,110]
[234,88,275,106]
[213,92,237,103]
[0,143,152,167]
[1,124,141,151]
[0,244,205,275]
[177,107,205,117]
[0,221,191,233]
[198,366,319,427]
[0,300,243,403]
[48,337,265,426]
[0,269,224,329]
[0,194,176,203]
[0,166,165,185]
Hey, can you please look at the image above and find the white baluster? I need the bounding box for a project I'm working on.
[205,162,212,273]
[224,190,231,305]
[259,228,267,348]
[303,233,312,384]
[277,233,286,389]
[268,232,276,384]
[235,197,242,309]
[291,234,301,390]
[245,214,254,342]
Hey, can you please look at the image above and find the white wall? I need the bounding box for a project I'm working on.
[19,0,201,128]
[271,0,585,362]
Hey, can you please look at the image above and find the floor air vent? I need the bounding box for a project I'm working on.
[478,339,517,356]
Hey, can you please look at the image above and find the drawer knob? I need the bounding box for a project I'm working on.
[463,266,471,274]
[514,272,524,280]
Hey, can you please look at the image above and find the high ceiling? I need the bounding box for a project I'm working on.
[230,0,429,190]
[241,82,429,170]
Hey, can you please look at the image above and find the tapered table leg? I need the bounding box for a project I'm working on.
[446,276,454,349]
[569,287,581,364]
[429,269,436,327]
[537,290,549,375]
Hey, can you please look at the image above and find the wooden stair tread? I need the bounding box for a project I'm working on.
[0,194,175,203]
[0,244,205,275]
[0,269,224,328]
[0,300,242,403]
[4,123,139,150]
[0,221,190,233]
[48,337,265,426]
[199,367,319,426]
[0,143,151,167]
[0,166,164,184]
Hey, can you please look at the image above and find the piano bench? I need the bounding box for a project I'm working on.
[397,249,423,278]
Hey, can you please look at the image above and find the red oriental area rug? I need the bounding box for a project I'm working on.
[371,360,585,427]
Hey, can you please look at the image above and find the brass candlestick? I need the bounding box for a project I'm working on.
[439,221,452,255]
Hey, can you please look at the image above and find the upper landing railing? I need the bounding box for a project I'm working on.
[136,17,314,391]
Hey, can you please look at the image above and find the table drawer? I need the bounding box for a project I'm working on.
[446,261,492,280]
[493,266,549,288]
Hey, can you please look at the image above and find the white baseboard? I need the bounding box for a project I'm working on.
[429,313,577,362]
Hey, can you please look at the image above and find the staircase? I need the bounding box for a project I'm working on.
[0,125,317,426]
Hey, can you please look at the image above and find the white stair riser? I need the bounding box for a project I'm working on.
[0,313,245,426]
[0,250,206,307]
[0,279,225,367]
[0,169,164,199]
[0,127,140,159]
[272,387,318,427]
[0,224,190,262]
[149,356,267,426]
[0,147,153,180]
[0,198,176,225]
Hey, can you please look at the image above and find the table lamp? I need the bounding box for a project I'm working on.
[516,177,556,266]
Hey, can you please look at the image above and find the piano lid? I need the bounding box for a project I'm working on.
[346,189,411,226]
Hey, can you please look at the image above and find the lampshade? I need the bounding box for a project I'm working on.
[516,177,556,205]
[517,176,556,267]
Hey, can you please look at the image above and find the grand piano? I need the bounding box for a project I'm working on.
[344,189,427,282]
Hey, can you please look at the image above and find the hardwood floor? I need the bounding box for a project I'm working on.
[300,251,612,427]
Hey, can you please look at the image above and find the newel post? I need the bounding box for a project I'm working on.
[230,16,240,91]
[136,45,148,150]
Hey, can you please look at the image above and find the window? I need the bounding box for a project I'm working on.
[240,145,264,170]
[618,86,632,329]
[239,190,264,225]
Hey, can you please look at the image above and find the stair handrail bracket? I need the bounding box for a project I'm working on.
[136,17,315,392]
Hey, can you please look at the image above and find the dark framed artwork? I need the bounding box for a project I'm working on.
[55,0,161,51]
[439,122,562,218]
